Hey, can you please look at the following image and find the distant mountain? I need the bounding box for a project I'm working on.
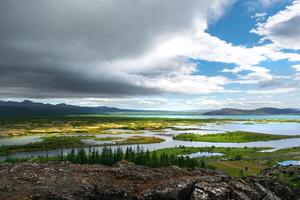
[2,101,299,117]
[0,100,136,116]
[203,107,300,115]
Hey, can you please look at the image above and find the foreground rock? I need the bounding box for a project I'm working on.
[0,162,298,200]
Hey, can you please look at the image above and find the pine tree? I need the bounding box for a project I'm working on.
[151,151,158,167]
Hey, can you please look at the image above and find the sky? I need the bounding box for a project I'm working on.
[0,0,300,110]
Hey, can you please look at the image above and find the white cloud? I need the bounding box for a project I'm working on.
[251,12,268,22]
[82,0,300,96]
[222,65,269,74]
[292,64,300,71]
[292,64,300,80]
[247,0,291,12]
[252,0,300,50]
[164,32,269,66]
[247,87,296,94]
[81,94,299,109]
[113,0,300,95]
[138,74,231,94]
[294,73,300,80]
[223,65,274,84]
[259,0,285,8]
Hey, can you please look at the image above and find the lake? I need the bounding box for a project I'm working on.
[201,122,300,135]
[1,121,300,162]
[181,152,224,158]
[119,113,300,120]
[278,160,300,166]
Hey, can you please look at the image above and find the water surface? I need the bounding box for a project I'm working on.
[1,121,300,162]
[0,136,42,146]
[278,160,300,166]
[201,122,300,135]
[120,113,300,120]
[181,152,224,158]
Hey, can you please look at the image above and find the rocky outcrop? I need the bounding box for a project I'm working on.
[0,162,298,200]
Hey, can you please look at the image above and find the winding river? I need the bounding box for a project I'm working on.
[1,122,300,162]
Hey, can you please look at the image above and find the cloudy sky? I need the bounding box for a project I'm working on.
[1,0,300,110]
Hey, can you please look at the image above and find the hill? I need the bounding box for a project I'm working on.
[0,100,134,116]
[203,107,300,115]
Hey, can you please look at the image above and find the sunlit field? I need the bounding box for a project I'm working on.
[1,115,300,180]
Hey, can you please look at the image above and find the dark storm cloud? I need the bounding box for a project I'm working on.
[0,0,208,98]
[0,65,158,98]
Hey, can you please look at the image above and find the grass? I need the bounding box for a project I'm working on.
[1,115,300,178]
[207,160,266,176]
[117,136,165,144]
[0,146,5,154]
[153,146,268,159]
[0,115,247,137]
[3,144,300,177]
[154,146,300,162]
[26,129,145,136]
[0,136,94,154]
[275,172,300,188]
[173,131,300,143]
[1,115,300,137]
[101,130,144,135]
[171,127,202,131]
[0,135,166,154]
[94,136,164,144]
[152,146,300,176]
[94,136,123,141]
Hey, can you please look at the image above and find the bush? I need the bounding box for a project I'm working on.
[234,155,242,160]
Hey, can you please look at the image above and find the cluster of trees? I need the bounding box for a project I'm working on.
[51,146,201,168]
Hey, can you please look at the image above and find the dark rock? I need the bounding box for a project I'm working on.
[0,163,298,200]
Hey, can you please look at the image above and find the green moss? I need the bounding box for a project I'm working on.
[117,136,165,144]
[173,131,300,143]
[276,173,300,188]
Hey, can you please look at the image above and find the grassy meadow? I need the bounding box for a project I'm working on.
[173,131,300,143]
[2,115,299,137]
[1,115,300,178]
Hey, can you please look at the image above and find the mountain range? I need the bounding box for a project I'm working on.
[0,100,134,116]
[203,108,300,115]
[0,100,300,116]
